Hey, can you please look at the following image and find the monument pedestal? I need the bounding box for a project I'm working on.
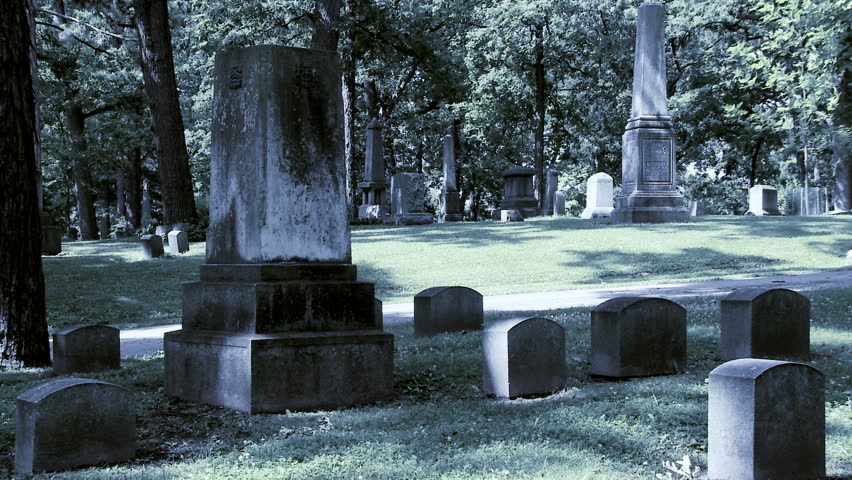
[164,264,393,413]
[358,181,389,220]
[440,190,463,222]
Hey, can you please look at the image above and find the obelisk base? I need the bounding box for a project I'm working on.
[440,191,463,222]
[611,192,688,223]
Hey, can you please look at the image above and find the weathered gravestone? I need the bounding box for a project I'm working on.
[553,191,566,216]
[155,225,169,244]
[500,209,524,222]
[590,297,686,377]
[720,288,810,361]
[688,199,705,216]
[483,317,566,398]
[440,135,463,222]
[168,230,189,254]
[611,3,688,223]
[580,172,615,220]
[746,185,780,216]
[542,169,559,216]
[414,286,483,337]
[164,46,393,413]
[15,378,135,474]
[708,359,824,480]
[499,167,539,220]
[390,173,434,225]
[40,212,62,255]
[140,234,164,259]
[53,325,120,375]
[357,118,389,219]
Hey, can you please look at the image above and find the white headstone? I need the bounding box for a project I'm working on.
[580,172,614,219]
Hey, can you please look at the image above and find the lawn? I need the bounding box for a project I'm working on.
[0,289,849,479]
[43,215,852,330]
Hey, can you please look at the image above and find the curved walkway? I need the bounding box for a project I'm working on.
[119,270,852,357]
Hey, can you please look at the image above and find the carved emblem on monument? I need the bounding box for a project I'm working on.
[641,138,672,183]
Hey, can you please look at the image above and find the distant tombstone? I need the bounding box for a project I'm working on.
[40,213,61,255]
[500,209,524,222]
[67,227,78,241]
[553,191,566,216]
[390,173,434,225]
[720,288,810,361]
[580,172,614,220]
[53,325,120,375]
[708,359,824,480]
[785,187,827,216]
[114,226,132,238]
[590,297,686,377]
[688,199,704,216]
[414,286,483,337]
[746,185,780,216]
[499,167,539,219]
[140,234,164,259]
[15,378,135,474]
[542,169,559,216]
[155,225,169,244]
[168,230,189,254]
[483,317,566,398]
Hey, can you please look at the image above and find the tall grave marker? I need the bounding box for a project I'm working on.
[358,119,389,219]
[440,135,463,222]
[164,46,393,413]
[612,3,688,223]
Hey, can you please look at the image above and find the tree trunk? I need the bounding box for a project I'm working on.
[311,0,341,51]
[340,0,356,220]
[67,105,99,240]
[832,32,852,211]
[28,0,42,211]
[0,0,51,368]
[97,179,111,239]
[116,166,127,220]
[748,136,763,187]
[533,22,546,213]
[414,138,424,174]
[134,0,197,226]
[796,151,806,186]
[125,147,143,228]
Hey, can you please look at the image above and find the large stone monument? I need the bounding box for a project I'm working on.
[357,119,389,219]
[390,173,434,225]
[440,135,463,222]
[746,185,780,216]
[611,3,688,224]
[499,167,539,220]
[164,46,394,414]
[708,359,824,480]
[580,172,615,220]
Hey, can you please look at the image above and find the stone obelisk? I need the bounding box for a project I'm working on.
[357,118,389,219]
[440,135,463,222]
[164,46,393,414]
[611,3,688,223]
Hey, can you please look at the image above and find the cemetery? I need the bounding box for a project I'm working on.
[1,0,851,479]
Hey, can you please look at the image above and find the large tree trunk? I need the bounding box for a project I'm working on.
[67,104,99,240]
[125,147,143,228]
[0,0,51,368]
[832,32,852,211]
[748,136,763,188]
[340,0,356,220]
[116,166,127,220]
[97,178,111,239]
[134,0,197,226]
[533,22,546,213]
[311,0,341,51]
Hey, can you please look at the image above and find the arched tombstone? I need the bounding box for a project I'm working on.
[140,234,164,259]
[580,172,614,220]
[53,325,120,375]
[414,286,483,337]
[15,378,135,474]
[483,317,566,398]
[708,359,824,480]
[168,230,189,254]
[590,297,686,377]
[720,288,810,361]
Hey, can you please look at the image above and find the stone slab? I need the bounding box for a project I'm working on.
[746,185,780,216]
[720,288,810,361]
[168,230,189,255]
[140,234,164,259]
[414,286,483,336]
[53,325,120,375]
[199,263,356,282]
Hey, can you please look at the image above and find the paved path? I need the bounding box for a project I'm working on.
[118,270,852,357]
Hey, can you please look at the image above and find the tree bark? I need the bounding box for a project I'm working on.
[748,136,763,188]
[832,32,852,211]
[0,0,51,368]
[67,104,99,240]
[533,22,546,213]
[339,0,356,220]
[116,166,127,220]
[311,0,341,51]
[97,179,111,239]
[134,0,197,226]
[125,147,143,228]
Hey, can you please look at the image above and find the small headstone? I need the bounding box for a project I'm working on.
[590,297,686,377]
[15,378,135,473]
[68,226,78,241]
[746,185,780,216]
[40,213,62,255]
[688,199,704,216]
[168,230,189,254]
[720,288,810,361]
[390,173,434,225]
[580,172,614,220]
[483,317,566,398]
[553,191,566,216]
[155,225,170,243]
[53,325,120,375]
[414,286,483,337]
[500,209,524,222]
[708,359,824,480]
[140,234,164,259]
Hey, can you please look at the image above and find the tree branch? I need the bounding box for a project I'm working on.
[38,8,135,41]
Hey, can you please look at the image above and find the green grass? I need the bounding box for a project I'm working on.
[43,215,851,330]
[0,289,849,479]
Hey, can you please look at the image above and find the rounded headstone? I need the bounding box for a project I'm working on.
[720,288,810,361]
[414,286,483,337]
[52,324,120,374]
